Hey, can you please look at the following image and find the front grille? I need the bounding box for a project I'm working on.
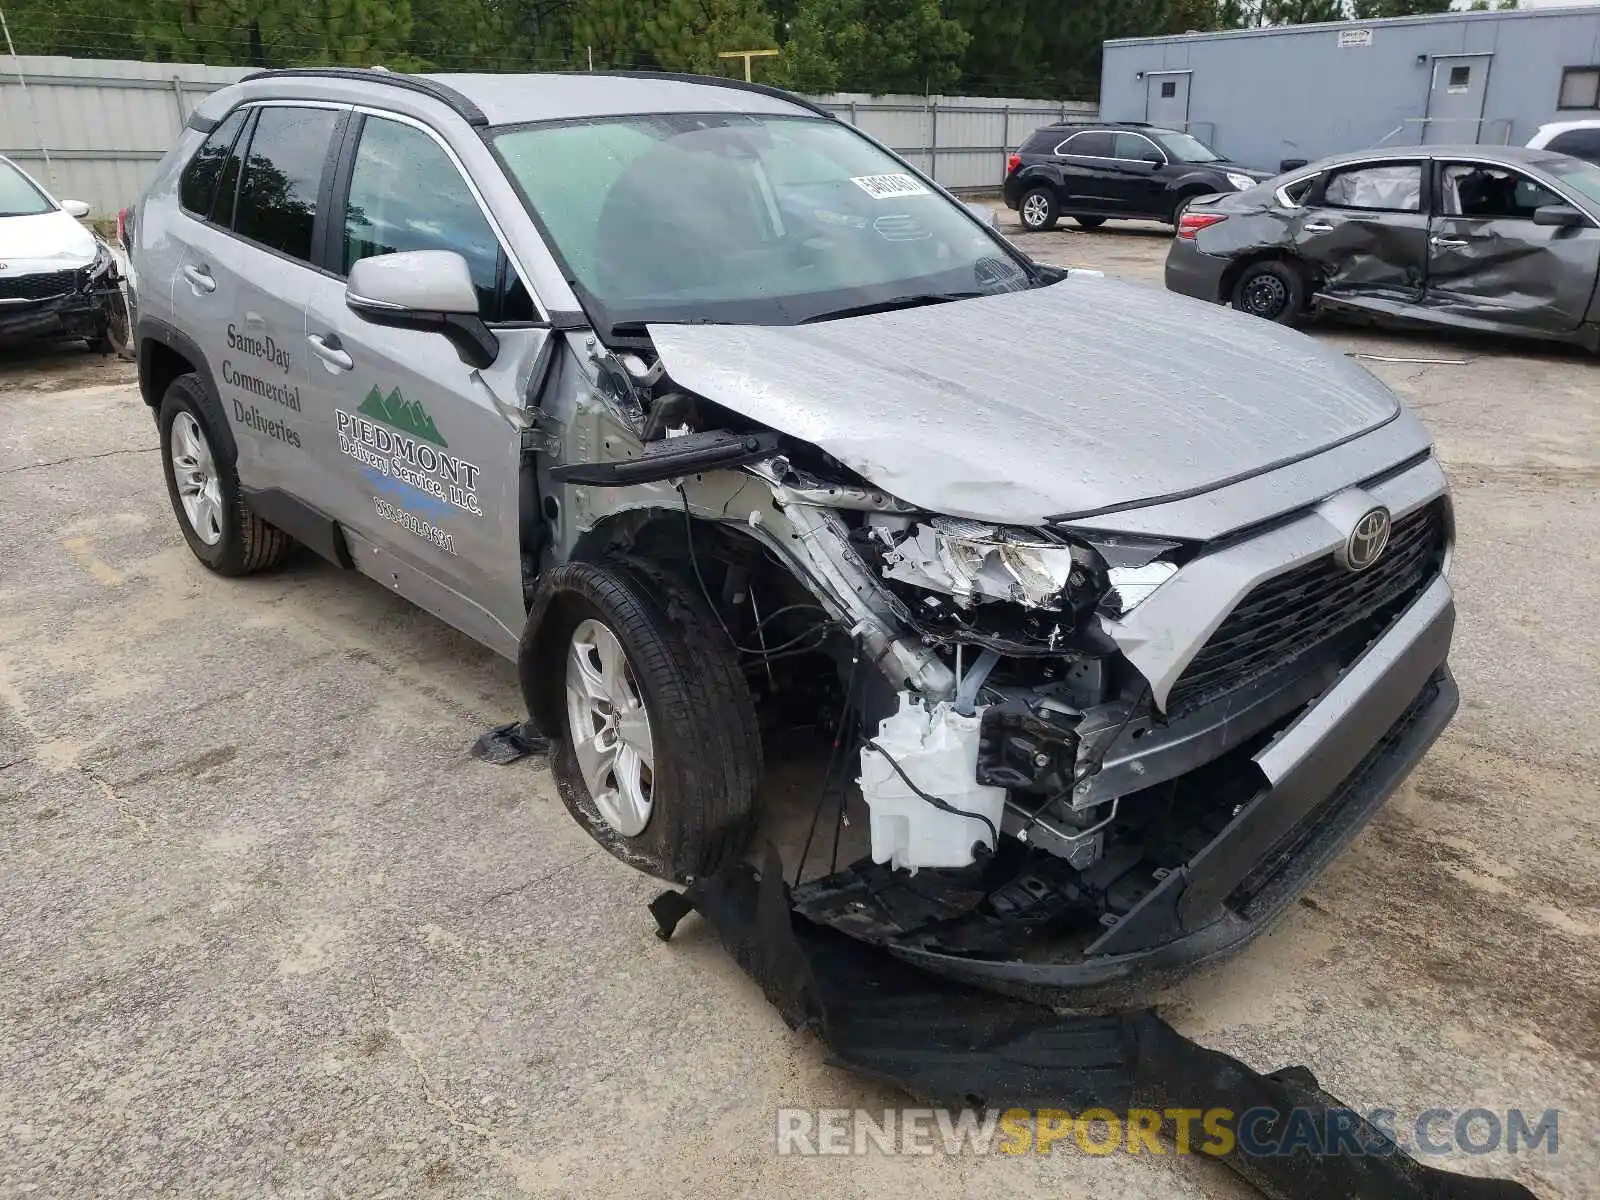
[1167,501,1447,717]
[0,268,82,303]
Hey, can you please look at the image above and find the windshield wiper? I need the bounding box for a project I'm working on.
[800,291,983,324]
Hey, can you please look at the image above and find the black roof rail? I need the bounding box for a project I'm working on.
[238,67,489,126]
[579,70,837,120]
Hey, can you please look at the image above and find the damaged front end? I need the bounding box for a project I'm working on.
[550,314,1456,1002]
[0,241,125,347]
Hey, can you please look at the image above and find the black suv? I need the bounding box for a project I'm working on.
[1003,122,1271,232]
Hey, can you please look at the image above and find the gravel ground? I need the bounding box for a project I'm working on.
[2,222,1597,1200]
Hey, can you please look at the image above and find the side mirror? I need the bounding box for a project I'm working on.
[346,250,497,369]
[1533,204,1586,228]
[963,201,1000,230]
[60,199,91,218]
[1279,158,1309,173]
[1141,153,1165,168]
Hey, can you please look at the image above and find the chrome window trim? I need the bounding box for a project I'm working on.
[1055,129,1170,167]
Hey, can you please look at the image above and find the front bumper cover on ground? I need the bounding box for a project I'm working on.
[653,846,1535,1200]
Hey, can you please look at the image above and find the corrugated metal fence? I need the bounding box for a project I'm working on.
[0,55,1096,213]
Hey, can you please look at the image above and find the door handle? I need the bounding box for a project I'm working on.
[307,333,354,373]
[1430,237,1469,249]
[181,264,215,294]
[1303,222,1335,232]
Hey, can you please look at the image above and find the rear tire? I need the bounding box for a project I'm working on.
[1018,187,1059,232]
[158,374,292,576]
[1231,260,1308,326]
[1073,215,1106,230]
[542,557,763,885]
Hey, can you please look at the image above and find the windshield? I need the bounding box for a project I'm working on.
[1549,158,1600,209]
[0,159,54,218]
[1156,133,1224,164]
[491,113,1032,330]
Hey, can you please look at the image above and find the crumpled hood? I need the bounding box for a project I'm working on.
[649,274,1402,525]
[0,210,97,275]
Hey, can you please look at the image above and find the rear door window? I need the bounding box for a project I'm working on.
[1321,163,1423,213]
[179,108,247,220]
[1059,131,1114,158]
[232,106,340,263]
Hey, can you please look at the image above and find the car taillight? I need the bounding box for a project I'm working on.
[1177,212,1227,240]
[116,206,131,249]
[1006,154,1021,175]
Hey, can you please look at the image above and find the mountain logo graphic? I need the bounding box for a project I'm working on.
[356,386,447,448]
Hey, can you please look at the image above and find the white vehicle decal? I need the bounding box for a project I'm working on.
[850,173,931,200]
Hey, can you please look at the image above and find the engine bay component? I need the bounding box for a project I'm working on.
[975,698,1081,795]
[859,692,1007,871]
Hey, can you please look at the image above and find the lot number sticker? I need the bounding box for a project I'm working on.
[850,173,931,200]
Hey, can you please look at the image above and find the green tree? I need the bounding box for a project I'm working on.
[1465,0,1519,9]
[1350,0,1451,17]
[1260,0,1349,23]
[0,0,142,57]
[777,0,967,94]
[638,0,777,74]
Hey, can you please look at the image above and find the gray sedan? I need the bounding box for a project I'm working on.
[1166,144,1600,349]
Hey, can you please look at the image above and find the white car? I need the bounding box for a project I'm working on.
[0,154,127,351]
[1528,119,1600,165]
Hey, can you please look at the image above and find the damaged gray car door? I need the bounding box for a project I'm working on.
[1296,159,1429,302]
[1426,160,1600,332]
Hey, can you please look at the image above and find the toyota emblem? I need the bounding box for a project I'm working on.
[1340,506,1392,573]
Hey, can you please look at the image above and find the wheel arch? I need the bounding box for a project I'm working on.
[137,317,238,464]
[1219,249,1317,308]
[519,506,773,737]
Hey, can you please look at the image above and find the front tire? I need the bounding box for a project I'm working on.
[543,558,763,885]
[1018,187,1059,232]
[158,374,291,575]
[1231,260,1308,325]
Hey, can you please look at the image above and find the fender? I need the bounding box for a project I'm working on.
[136,315,239,466]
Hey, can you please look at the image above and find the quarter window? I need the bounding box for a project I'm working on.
[1558,67,1600,111]
[233,106,339,263]
[1321,163,1422,213]
[1060,131,1114,158]
[178,108,247,219]
[343,116,532,321]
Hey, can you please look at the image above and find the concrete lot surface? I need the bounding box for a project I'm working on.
[2,221,1598,1199]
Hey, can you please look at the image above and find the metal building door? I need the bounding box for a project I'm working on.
[1423,55,1492,144]
[1146,73,1191,129]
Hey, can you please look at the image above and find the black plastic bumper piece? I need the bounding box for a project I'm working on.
[547,429,781,486]
[660,848,1537,1200]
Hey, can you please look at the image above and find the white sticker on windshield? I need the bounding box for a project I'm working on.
[849,173,931,200]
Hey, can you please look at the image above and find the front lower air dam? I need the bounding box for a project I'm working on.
[649,848,1540,1200]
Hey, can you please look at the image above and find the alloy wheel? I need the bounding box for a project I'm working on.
[564,618,655,836]
[169,411,223,546]
[1021,193,1050,228]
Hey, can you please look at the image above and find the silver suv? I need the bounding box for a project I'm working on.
[129,68,1457,996]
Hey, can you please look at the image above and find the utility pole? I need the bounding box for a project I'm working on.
[717,49,779,82]
[0,8,53,186]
